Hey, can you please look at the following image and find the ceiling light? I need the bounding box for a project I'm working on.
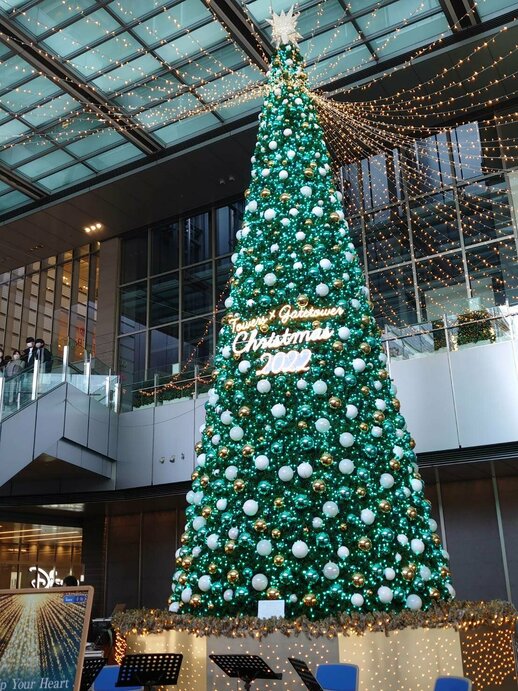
[84,223,103,233]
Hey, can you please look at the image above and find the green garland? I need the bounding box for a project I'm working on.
[112,600,517,640]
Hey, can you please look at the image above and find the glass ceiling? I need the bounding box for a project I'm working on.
[0,0,504,217]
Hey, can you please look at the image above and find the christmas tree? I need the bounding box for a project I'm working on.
[170,8,455,620]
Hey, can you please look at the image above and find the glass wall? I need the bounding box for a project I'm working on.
[118,120,518,379]
[0,244,100,362]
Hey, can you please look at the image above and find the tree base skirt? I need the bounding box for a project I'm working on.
[120,612,517,691]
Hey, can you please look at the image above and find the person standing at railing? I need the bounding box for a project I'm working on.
[34,338,52,373]
[5,350,24,408]
[0,347,6,373]
[22,336,36,370]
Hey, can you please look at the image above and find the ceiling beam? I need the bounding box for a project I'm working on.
[0,16,163,156]
[202,0,272,72]
[0,163,46,200]
[438,0,481,30]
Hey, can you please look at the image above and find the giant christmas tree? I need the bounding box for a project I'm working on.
[171,8,455,620]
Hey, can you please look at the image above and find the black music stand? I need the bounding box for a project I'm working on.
[210,654,282,690]
[288,658,324,691]
[116,653,183,691]
[80,657,107,691]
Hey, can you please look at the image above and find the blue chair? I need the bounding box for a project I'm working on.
[315,663,359,691]
[434,677,472,691]
[92,665,142,691]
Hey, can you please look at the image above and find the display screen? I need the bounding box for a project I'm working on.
[0,587,93,691]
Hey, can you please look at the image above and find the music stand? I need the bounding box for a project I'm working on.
[80,657,107,691]
[116,653,183,691]
[210,654,282,690]
[288,658,324,691]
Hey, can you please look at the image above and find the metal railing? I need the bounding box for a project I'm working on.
[0,344,121,423]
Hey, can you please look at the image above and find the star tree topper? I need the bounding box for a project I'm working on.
[266,6,302,47]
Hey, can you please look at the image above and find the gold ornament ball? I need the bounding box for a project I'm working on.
[195,441,203,454]
[297,294,309,306]
[218,447,229,458]
[178,574,187,585]
[360,342,371,354]
[175,556,182,566]
[440,566,450,579]
[373,411,385,423]
[242,445,254,457]
[233,479,245,492]
[361,315,371,327]
[329,396,342,409]
[224,540,235,554]
[352,572,365,587]
[298,420,308,429]
[273,497,284,508]
[254,519,267,532]
[332,340,344,352]
[329,212,340,222]
[379,500,392,513]
[191,594,201,607]
[310,161,317,168]
[280,192,291,202]
[304,167,314,178]
[332,244,341,252]
[273,554,285,566]
[312,479,326,493]
[392,398,401,411]
[224,379,234,390]
[200,475,209,487]
[302,244,313,254]
[359,422,369,432]
[406,506,418,519]
[303,593,317,607]
[312,320,321,329]
[340,522,348,532]
[180,532,190,545]
[409,438,416,449]
[402,566,415,581]
[361,386,370,396]
[227,569,239,583]
[390,459,401,471]
[271,528,281,539]
[238,406,251,417]
[429,587,441,600]
[358,537,372,552]
[304,218,313,226]
[208,563,217,574]
[208,602,214,610]
[356,486,367,497]
[260,188,270,198]
[378,369,389,381]
[432,533,442,546]
[259,323,269,334]
[191,471,199,481]
[320,452,334,466]
[205,426,214,438]
[333,279,343,289]
[266,588,280,600]
[244,188,250,198]
[201,506,212,518]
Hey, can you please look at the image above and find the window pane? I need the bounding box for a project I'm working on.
[119,281,147,334]
[149,324,179,376]
[118,332,146,383]
[215,201,243,256]
[459,177,513,246]
[467,240,518,307]
[452,122,483,180]
[121,231,148,283]
[343,162,361,214]
[182,262,213,318]
[369,265,417,329]
[215,256,231,317]
[410,191,460,257]
[150,272,179,326]
[365,206,410,270]
[417,252,467,320]
[182,318,213,362]
[347,216,364,271]
[151,220,179,275]
[183,212,210,265]
[412,132,453,193]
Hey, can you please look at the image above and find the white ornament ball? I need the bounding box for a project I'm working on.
[351,593,364,607]
[206,534,219,550]
[292,540,309,559]
[224,465,238,480]
[297,462,313,478]
[378,586,393,604]
[375,399,386,411]
[316,283,329,297]
[312,206,323,218]
[345,404,358,419]
[192,516,206,531]
[271,403,286,418]
[313,380,327,395]
[263,209,276,221]
[243,500,259,516]
[289,207,298,216]
[419,566,432,581]
[255,455,270,470]
[380,473,394,489]
[223,589,233,602]
[339,458,355,474]
[198,575,212,592]
[319,258,332,270]
[169,602,180,613]
[287,149,296,159]
[361,508,375,525]
[384,567,396,581]
[268,141,277,150]
[220,411,232,425]
[283,128,292,136]
[297,379,308,390]
[312,517,323,528]
[222,346,231,359]
[229,426,244,441]
[352,358,366,373]
[238,360,251,374]
[323,562,340,580]
[181,587,192,603]
[264,272,277,286]
[257,380,271,394]
[278,466,294,482]
[252,574,268,591]
[429,518,438,532]
[315,417,331,433]
[334,367,345,377]
[371,426,383,438]
[300,185,312,197]
[337,546,350,559]
[247,200,257,211]
[224,297,233,308]
[338,327,350,340]
[216,499,228,511]
[260,169,270,178]
[339,432,355,448]
[447,583,456,597]
[295,231,306,241]
[397,534,409,546]
[256,539,273,556]
[406,594,423,611]
[323,501,339,517]
[411,539,425,555]
[411,478,423,493]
